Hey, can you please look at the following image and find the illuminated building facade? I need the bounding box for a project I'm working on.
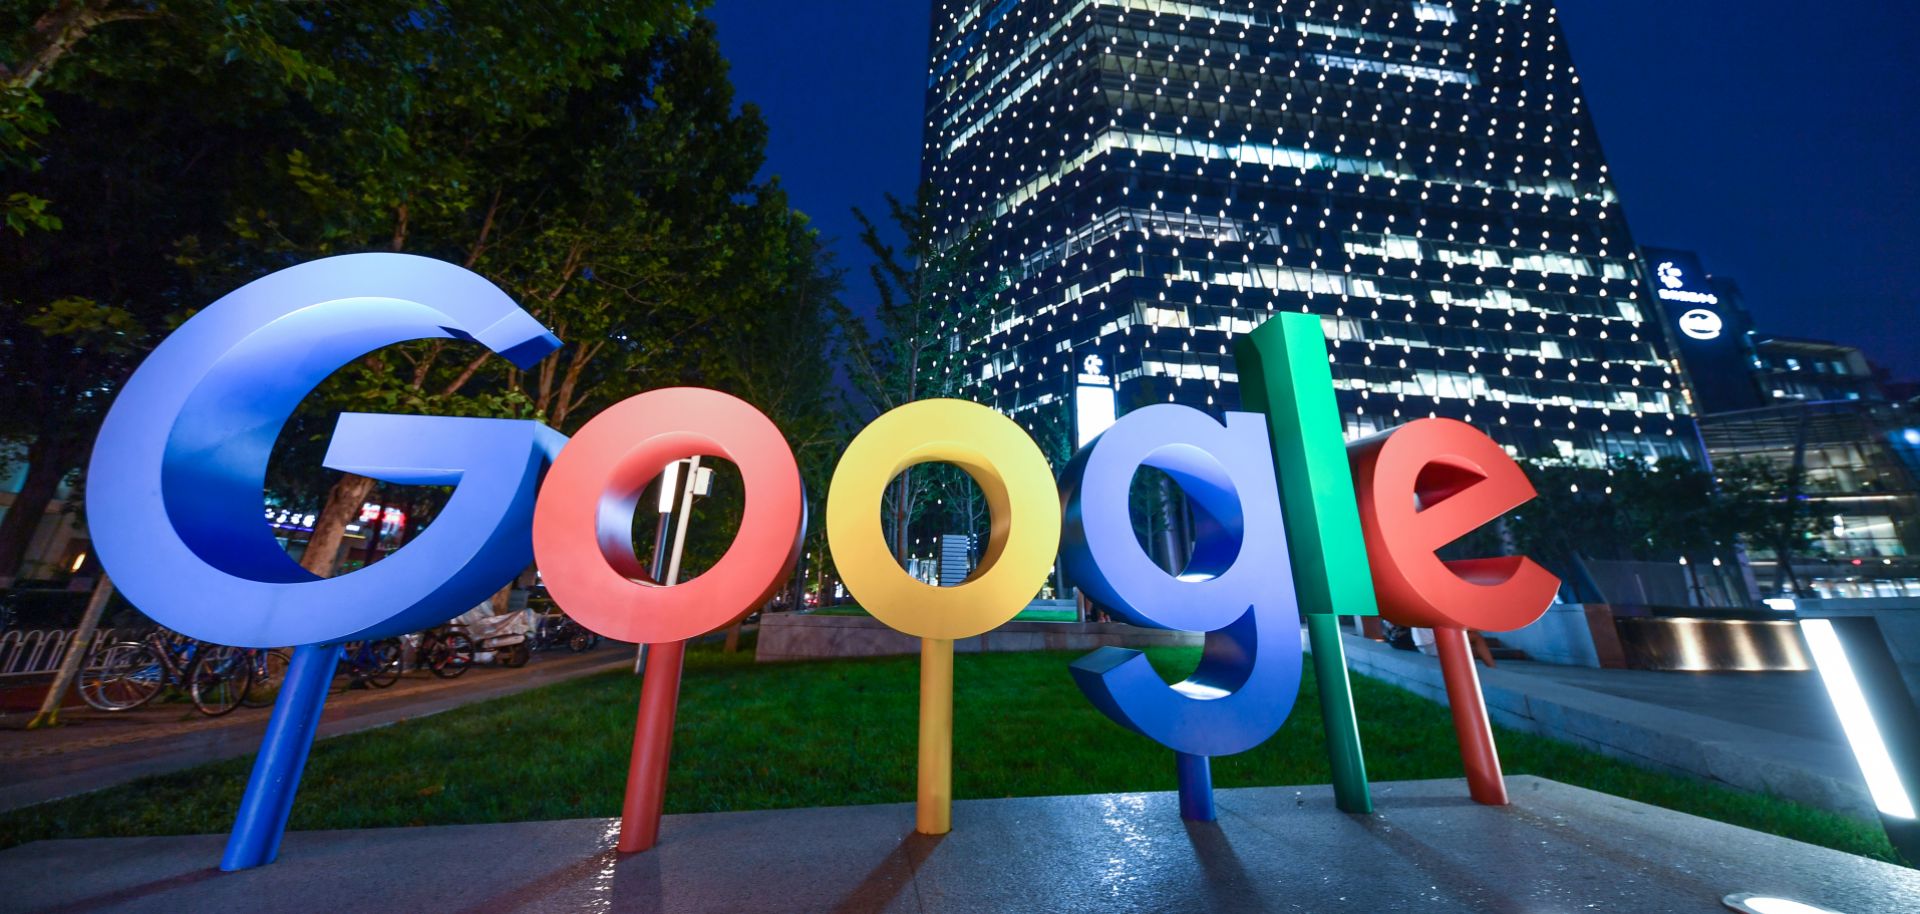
[922,0,1695,463]
[1701,401,1920,601]
[1751,337,1887,406]
[1645,246,1918,599]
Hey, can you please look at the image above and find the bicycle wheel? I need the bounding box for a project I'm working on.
[429,632,474,678]
[240,648,291,708]
[80,642,165,712]
[500,641,531,668]
[364,639,403,688]
[188,645,253,717]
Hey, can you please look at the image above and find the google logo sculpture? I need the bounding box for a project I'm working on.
[87,255,1559,872]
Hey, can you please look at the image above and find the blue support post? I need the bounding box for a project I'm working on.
[1176,752,1216,821]
[221,643,341,871]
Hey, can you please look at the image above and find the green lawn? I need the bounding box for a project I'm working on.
[0,642,1898,864]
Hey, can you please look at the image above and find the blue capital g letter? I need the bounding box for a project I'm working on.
[1059,405,1304,821]
[86,253,566,870]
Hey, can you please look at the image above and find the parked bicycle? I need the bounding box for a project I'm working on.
[411,626,474,678]
[332,639,402,692]
[81,630,254,717]
[533,612,600,654]
[239,647,292,708]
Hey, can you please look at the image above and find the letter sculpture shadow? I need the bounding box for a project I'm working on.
[1059,405,1303,821]
[87,254,566,870]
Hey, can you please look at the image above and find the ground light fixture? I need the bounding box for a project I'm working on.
[1798,616,1920,862]
[1722,893,1848,914]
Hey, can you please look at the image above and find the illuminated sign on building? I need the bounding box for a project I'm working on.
[1076,353,1117,448]
[1679,308,1725,341]
[1656,260,1722,306]
[1643,246,1763,414]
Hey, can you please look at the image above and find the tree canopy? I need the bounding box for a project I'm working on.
[1,2,846,589]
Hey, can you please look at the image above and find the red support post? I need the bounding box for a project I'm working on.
[619,639,687,853]
[1434,626,1507,805]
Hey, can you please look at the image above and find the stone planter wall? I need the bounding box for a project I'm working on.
[755,612,1201,663]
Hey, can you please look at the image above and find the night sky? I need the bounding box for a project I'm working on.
[707,1,1920,380]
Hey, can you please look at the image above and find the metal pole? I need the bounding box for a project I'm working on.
[636,460,688,677]
[664,456,702,587]
[27,573,115,730]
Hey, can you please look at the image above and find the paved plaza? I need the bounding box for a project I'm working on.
[1340,633,1874,817]
[3,777,1914,914]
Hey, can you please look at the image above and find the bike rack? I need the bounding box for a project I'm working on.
[0,628,118,678]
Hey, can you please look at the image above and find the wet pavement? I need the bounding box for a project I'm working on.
[0,647,630,812]
[2,776,1913,913]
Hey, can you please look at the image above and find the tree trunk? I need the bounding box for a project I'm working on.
[27,573,113,729]
[0,434,84,586]
[786,548,807,613]
[890,469,911,565]
[300,473,377,577]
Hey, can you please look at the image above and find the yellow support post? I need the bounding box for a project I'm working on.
[918,637,955,835]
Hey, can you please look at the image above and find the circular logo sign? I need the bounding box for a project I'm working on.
[1678,308,1724,341]
[1657,261,1686,290]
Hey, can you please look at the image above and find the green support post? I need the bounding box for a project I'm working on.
[1236,312,1378,813]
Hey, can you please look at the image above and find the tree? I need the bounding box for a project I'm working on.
[1714,457,1826,597]
[713,212,849,608]
[204,2,700,576]
[2,3,805,583]
[1508,456,1786,606]
[0,23,284,582]
[2,3,857,600]
[841,187,999,563]
[2,0,154,236]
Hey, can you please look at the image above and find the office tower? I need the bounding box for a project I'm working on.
[922,0,1695,463]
